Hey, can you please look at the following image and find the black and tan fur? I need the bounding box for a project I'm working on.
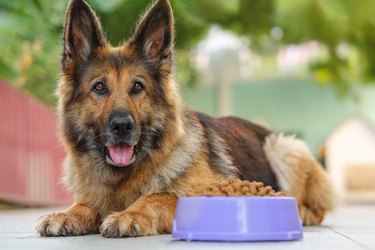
[37,0,334,237]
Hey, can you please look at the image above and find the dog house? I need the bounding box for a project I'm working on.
[324,116,375,202]
[0,79,71,205]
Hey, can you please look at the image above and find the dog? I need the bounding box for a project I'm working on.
[36,0,333,237]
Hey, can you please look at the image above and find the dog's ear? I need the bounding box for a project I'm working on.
[63,0,106,68]
[130,0,174,64]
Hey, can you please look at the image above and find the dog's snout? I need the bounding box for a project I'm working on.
[109,113,134,137]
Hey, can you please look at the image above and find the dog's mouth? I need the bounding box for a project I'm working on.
[105,142,136,167]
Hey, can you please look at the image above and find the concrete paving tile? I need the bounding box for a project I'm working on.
[0,205,374,250]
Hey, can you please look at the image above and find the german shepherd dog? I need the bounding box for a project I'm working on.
[37,0,333,237]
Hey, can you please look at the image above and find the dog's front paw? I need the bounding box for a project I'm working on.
[36,213,83,237]
[100,211,157,238]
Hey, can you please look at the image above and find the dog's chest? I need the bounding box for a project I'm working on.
[92,177,155,216]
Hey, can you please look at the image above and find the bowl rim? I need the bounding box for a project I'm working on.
[178,196,295,200]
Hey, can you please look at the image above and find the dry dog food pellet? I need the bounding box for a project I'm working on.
[188,177,288,197]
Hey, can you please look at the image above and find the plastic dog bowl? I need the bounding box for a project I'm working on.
[172,196,303,242]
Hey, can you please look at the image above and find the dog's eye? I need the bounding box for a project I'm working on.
[132,80,144,94]
[92,82,108,95]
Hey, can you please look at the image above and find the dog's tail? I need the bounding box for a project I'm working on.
[263,133,334,225]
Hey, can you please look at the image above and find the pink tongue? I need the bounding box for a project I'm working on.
[108,144,134,166]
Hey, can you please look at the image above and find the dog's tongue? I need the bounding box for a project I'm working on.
[108,144,134,166]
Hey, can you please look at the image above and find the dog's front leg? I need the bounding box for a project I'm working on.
[100,193,178,238]
[36,203,100,236]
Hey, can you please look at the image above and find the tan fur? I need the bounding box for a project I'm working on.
[263,133,334,225]
[99,193,178,237]
[37,203,99,236]
[171,149,229,196]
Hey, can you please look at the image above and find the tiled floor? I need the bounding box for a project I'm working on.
[0,204,374,250]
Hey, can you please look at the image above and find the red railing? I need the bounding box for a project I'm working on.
[0,79,71,205]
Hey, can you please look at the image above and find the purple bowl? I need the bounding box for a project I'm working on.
[172,196,303,242]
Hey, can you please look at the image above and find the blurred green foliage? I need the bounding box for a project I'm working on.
[275,0,375,98]
[0,0,66,105]
[0,0,375,105]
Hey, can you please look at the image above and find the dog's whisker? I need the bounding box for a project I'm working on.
[140,132,162,136]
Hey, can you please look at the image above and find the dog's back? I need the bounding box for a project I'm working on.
[195,112,278,188]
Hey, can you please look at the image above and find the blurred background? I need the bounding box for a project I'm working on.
[1,0,375,208]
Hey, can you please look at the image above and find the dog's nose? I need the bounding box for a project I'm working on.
[109,113,134,137]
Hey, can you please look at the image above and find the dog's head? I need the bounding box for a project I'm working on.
[58,0,182,167]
